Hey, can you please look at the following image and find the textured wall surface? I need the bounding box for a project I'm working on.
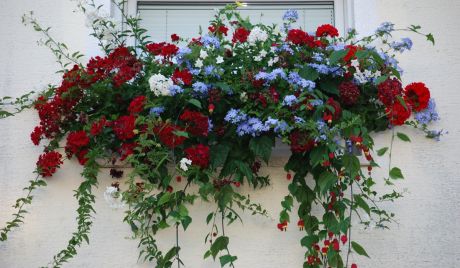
[0,0,459,267]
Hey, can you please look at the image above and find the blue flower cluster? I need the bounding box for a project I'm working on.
[282,9,299,21]
[287,72,316,91]
[390,37,413,52]
[282,95,298,106]
[415,98,439,125]
[149,106,165,116]
[169,85,184,96]
[224,109,290,136]
[201,34,220,48]
[192,82,209,95]
[376,22,395,35]
[314,120,328,142]
[308,63,338,75]
[255,68,287,82]
[175,47,192,64]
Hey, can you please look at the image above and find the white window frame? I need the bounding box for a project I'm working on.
[121,0,355,37]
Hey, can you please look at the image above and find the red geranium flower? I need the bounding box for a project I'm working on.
[90,116,107,136]
[31,126,43,146]
[179,109,209,137]
[316,24,339,37]
[232,27,250,43]
[378,78,403,106]
[404,82,430,111]
[339,81,360,105]
[119,142,137,161]
[37,151,63,177]
[77,149,89,165]
[172,68,193,86]
[386,101,411,125]
[128,96,146,114]
[171,34,180,42]
[343,45,360,62]
[65,130,90,156]
[112,115,136,140]
[154,123,187,148]
[287,29,307,45]
[184,144,210,169]
[218,25,229,36]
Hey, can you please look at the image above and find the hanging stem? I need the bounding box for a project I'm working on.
[345,183,353,267]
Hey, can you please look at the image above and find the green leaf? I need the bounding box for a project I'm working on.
[377,147,389,156]
[158,192,172,206]
[317,171,337,194]
[206,212,214,225]
[342,154,360,174]
[389,167,404,180]
[219,254,237,267]
[188,98,202,109]
[210,236,229,259]
[300,235,319,248]
[426,33,435,45]
[319,80,339,95]
[299,66,319,81]
[329,49,348,65]
[173,130,189,138]
[249,136,273,163]
[374,75,388,85]
[210,143,231,168]
[353,194,370,215]
[396,132,411,142]
[351,241,370,258]
[181,216,192,230]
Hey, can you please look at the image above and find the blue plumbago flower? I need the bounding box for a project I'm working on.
[283,9,298,21]
[378,52,404,75]
[224,109,248,124]
[169,85,184,96]
[427,129,447,141]
[192,82,209,94]
[327,43,346,51]
[312,52,324,62]
[204,65,215,76]
[175,47,192,64]
[149,106,165,116]
[288,72,315,91]
[308,63,335,75]
[345,139,353,153]
[275,43,294,55]
[314,119,329,142]
[294,116,305,124]
[274,121,290,133]
[415,98,439,124]
[390,37,413,52]
[255,68,287,82]
[208,118,214,132]
[282,95,298,106]
[375,21,394,35]
[316,120,327,131]
[190,68,201,75]
[310,99,324,107]
[201,34,220,48]
[263,117,290,134]
[236,117,270,137]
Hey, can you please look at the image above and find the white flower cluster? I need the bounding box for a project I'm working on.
[247,27,268,44]
[350,60,382,84]
[149,74,173,96]
[103,186,125,209]
[254,49,268,62]
[179,158,192,171]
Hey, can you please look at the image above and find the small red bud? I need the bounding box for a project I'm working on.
[340,235,347,244]
[166,185,173,193]
[176,176,182,182]
[286,173,292,180]
[351,264,358,268]
[329,152,335,159]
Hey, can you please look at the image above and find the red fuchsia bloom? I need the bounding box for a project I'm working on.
[233,181,241,187]
[65,130,90,157]
[332,239,340,251]
[269,86,280,103]
[378,78,403,106]
[31,126,43,146]
[404,82,431,112]
[289,131,315,153]
[172,68,193,86]
[128,96,146,114]
[277,221,288,231]
[316,24,339,37]
[90,116,107,136]
[339,81,360,105]
[112,115,137,140]
[77,149,89,165]
[350,135,363,145]
[386,101,411,125]
[341,234,348,244]
[154,123,187,148]
[166,185,173,193]
[232,27,250,43]
[297,219,304,230]
[208,103,215,114]
[179,110,209,137]
[184,144,210,169]
[351,264,358,268]
[171,34,180,42]
[286,173,292,180]
[36,151,63,177]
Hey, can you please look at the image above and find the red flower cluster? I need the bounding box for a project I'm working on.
[86,46,142,87]
[154,123,187,148]
[232,27,250,43]
[316,24,339,37]
[209,25,229,36]
[172,68,193,86]
[128,95,146,114]
[386,101,411,125]
[324,98,342,121]
[77,149,89,165]
[37,151,63,177]
[289,131,315,153]
[146,42,179,58]
[112,115,136,140]
[184,144,210,168]
[180,110,209,137]
[378,78,403,106]
[171,34,180,42]
[287,29,316,47]
[339,81,360,105]
[404,82,430,111]
[343,45,360,62]
[31,126,43,146]
[90,116,107,136]
[65,130,90,157]
[118,142,137,161]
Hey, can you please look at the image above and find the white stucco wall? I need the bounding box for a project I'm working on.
[0,0,459,267]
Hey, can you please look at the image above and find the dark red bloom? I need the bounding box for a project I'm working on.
[232,27,250,43]
[31,126,43,146]
[184,144,210,169]
[340,235,348,244]
[146,42,165,55]
[172,68,193,86]
[77,149,89,165]
[171,34,180,42]
[119,142,137,161]
[316,24,339,37]
[386,101,411,125]
[325,97,342,120]
[339,81,360,105]
[277,220,288,231]
[289,131,315,153]
[297,219,304,230]
[146,42,178,58]
[332,239,340,251]
[179,110,209,136]
[404,82,430,111]
[112,115,136,140]
[90,116,107,136]
[218,25,229,36]
[128,96,146,114]
[65,130,90,157]
[351,264,358,268]
[154,123,187,148]
[378,78,403,106]
[287,29,307,45]
[37,151,63,177]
